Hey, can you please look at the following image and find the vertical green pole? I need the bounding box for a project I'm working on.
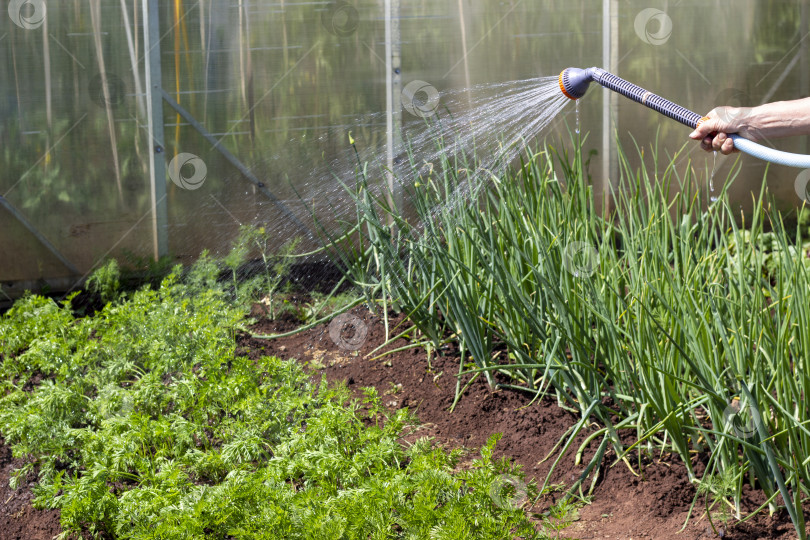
[143,0,169,259]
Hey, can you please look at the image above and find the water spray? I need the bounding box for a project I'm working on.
[559,67,810,168]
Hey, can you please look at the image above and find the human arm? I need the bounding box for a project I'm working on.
[688,97,810,155]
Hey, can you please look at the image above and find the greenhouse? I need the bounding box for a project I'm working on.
[1,0,810,538]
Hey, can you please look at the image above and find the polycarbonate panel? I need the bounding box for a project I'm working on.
[1,0,808,291]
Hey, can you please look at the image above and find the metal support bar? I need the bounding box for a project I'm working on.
[385,0,402,219]
[161,90,315,240]
[801,2,809,154]
[143,0,169,260]
[760,51,800,105]
[0,195,80,276]
[602,0,619,211]
[601,0,610,208]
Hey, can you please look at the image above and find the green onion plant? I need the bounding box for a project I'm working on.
[329,128,810,537]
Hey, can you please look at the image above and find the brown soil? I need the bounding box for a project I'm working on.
[0,438,61,540]
[242,302,805,540]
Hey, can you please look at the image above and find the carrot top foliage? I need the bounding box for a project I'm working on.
[0,261,550,539]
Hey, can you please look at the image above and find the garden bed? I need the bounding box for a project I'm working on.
[3,139,810,538]
[243,301,804,540]
[0,290,805,539]
[0,273,558,539]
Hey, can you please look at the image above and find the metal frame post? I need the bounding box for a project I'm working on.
[802,1,809,154]
[143,0,169,260]
[602,0,619,210]
[385,0,402,219]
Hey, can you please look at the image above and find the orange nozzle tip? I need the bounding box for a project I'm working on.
[558,70,578,100]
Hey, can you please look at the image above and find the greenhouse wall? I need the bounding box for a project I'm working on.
[1,0,808,299]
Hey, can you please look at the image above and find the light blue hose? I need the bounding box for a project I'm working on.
[729,135,810,168]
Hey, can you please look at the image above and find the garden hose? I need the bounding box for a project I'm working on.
[559,67,810,168]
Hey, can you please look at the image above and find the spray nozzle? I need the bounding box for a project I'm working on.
[558,67,598,100]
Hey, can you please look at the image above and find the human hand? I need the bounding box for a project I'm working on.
[688,107,760,155]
